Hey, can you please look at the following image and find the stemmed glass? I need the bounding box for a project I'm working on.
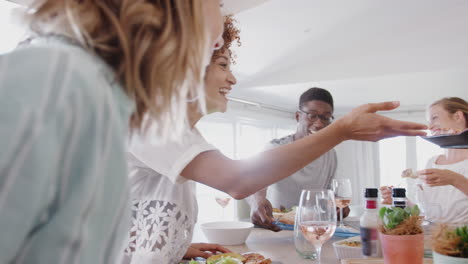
[332,178,352,229]
[297,189,337,264]
[214,193,231,220]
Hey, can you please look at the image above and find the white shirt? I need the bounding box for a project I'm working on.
[122,129,216,264]
[417,156,468,224]
[266,135,338,209]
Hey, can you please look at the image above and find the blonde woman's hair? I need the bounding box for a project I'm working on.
[27,0,210,138]
[430,97,468,128]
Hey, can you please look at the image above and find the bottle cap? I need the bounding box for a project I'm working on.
[364,188,378,198]
[392,188,406,198]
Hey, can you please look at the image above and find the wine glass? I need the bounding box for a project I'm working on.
[297,189,337,264]
[332,178,352,229]
[214,193,231,220]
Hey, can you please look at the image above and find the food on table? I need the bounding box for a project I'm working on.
[242,253,272,264]
[207,253,245,264]
[338,240,362,247]
[272,207,296,225]
[432,224,468,258]
[274,211,295,225]
[431,128,462,136]
[401,168,419,179]
[206,252,272,264]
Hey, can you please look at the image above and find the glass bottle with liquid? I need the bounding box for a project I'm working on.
[392,188,407,209]
[360,188,382,258]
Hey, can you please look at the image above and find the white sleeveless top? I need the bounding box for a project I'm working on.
[417,156,468,224]
[121,129,216,264]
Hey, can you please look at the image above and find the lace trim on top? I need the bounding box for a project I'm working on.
[124,200,194,264]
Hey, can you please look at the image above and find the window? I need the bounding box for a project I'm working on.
[196,118,235,158]
[236,121,275,159]
[195,118,236,223]
[379,137,407,187]
[415,137,443,169]
[0,1,24,54]
[378,134,444,204]
[196,112,295,223]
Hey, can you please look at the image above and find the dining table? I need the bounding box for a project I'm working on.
[192,217,436,264]
[192,218,362,264]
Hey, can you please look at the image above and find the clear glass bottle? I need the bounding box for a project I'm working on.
[360,188,382,258]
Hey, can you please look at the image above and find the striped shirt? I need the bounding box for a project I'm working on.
[0,37,133,263]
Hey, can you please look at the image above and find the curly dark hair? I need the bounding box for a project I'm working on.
[213,15,241,63]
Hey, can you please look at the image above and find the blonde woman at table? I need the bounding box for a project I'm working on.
[0,0,225,263]
[125,16,430,264]
[381,97,468,223]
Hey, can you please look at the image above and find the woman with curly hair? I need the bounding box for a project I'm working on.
[124,15,241,264]
[125,15,429,263]
[0,0,223,263]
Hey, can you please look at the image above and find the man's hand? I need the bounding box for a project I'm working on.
[183,243,231,259]
[251,199,282,232]
[336,206,350,219]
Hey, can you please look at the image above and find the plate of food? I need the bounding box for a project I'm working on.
[180,252,273,264]
[332,236,363,259]
[421,129,468,149]
[272,207,296,229]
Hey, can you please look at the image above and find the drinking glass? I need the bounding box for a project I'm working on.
[332,178,352,229]
[297,189,337,264]
[294,211,317,259]
[214,193,231,220]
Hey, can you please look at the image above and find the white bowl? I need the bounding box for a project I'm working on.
[433,251,468,264]
[332,236,363,259]
[201,221,254,246]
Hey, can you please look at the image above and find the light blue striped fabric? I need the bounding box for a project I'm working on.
[0,37,133,264]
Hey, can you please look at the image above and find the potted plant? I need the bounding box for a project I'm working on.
[379,205,424,264]
[432,224,468,264]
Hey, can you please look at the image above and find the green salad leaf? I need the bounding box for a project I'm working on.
[454,225,468,257]
[379,205,420,231]
[208,256,243,264]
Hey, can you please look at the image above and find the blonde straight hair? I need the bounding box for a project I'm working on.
[430,97,468,128]
[26,0,209,138]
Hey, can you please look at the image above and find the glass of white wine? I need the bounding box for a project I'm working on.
[298,189,337,264]
[214,193,231,220]
[332,178,352,229]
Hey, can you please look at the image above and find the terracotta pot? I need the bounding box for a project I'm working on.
[379,232,424,264]
[433,251,468,264]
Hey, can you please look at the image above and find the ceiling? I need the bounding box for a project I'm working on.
[225,0,468,114]
[5,0,467,115]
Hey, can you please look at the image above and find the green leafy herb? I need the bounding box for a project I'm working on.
[379,205,420,231]
[454,225,468,258]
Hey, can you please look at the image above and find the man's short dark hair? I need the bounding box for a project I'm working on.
[299,87,334,110]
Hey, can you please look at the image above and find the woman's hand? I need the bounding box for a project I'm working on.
[379,186,393,205]
[335,101,427,142]
[418,168,465,187]
[183,243,231,259]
